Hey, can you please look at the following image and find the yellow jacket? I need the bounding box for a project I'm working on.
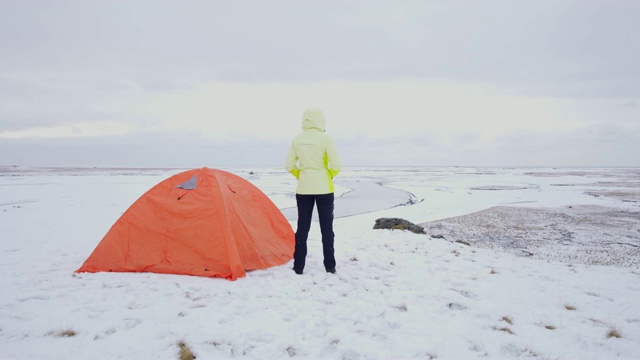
[285,108,342,194]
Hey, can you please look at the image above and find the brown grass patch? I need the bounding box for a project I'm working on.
[49,328,77,337]
[494,326,515,335]
[607,327,622,339]
[178,340,196,360]
[392,224,409,230]
[501,316,513,325]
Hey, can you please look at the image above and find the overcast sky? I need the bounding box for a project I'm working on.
[1,0,638,167]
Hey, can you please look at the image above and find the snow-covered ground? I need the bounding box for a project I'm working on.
[1,166,639,359]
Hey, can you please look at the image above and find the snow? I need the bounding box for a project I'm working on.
[1,166,639,359]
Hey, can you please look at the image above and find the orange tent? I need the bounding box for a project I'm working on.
[76,167,294,280]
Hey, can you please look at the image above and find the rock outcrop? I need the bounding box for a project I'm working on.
[373,218,426,234]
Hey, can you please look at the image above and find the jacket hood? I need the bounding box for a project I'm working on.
[302,108,326,131]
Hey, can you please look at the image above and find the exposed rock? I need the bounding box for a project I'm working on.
[373,218,426,234]
[420,205,640,268]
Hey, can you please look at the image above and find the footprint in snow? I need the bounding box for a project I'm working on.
[450,288,478,299]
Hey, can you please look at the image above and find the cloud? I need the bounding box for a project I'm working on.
[0,130,288,168]
[0,121,138,139]
[336,124,640,167]
[1,1,638,94]
[2,117,639,167]
[0,70,154,131]
[2,79,638,166]
[126,80,629,141]
[1,1,638,167]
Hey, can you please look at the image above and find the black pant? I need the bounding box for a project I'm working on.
[293,193,335,272]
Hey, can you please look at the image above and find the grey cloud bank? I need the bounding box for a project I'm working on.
[3,1,638,93]
[2,127,635,168]
[1,0,639,167]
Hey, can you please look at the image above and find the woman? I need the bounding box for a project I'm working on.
[285,108,342,275]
